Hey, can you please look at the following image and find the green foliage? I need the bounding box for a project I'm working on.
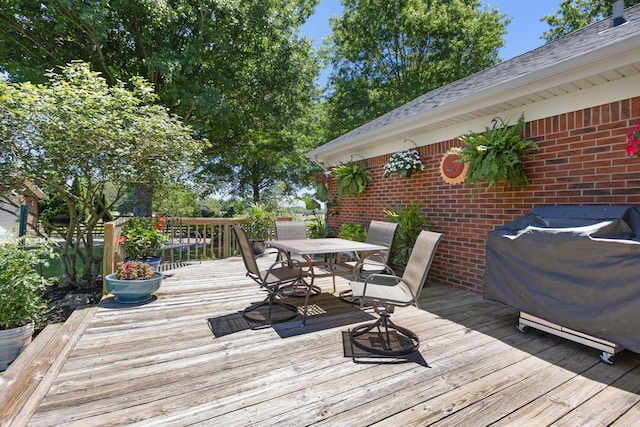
[298,195,329,239]
[384,203,432,267]
[541,0,640,42]
[0,0,322,203]
[0,237,57,329]
[458,115,538,191]
[0,62,205,288]
[307,217,329,239]
[332,161,372,200]
[325,0,509,138]
[245,202,275,242]
[121,218,167,261]
[153,183,200,217]
[338,223,367,242]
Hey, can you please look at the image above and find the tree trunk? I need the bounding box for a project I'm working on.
[133,183,153,217]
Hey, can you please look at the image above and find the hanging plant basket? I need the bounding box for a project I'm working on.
[457,114,538,190]
[396,168,413,179]
[383,149,424,178]
[333,161,371,200]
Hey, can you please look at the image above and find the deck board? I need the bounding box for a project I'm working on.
[5,250,637,426]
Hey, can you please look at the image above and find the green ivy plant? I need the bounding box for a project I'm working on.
[384,203,432,268]
[458,114,538,191]
[332,161,372,200]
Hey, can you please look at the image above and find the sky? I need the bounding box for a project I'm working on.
[300,0,563,86]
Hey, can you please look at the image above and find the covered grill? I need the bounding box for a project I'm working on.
[484,205,640,362]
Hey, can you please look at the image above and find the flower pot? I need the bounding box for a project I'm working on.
[0,322,34,371]
[105,272,164,304]
[396,169,412,178]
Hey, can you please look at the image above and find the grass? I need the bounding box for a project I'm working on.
[38,246,104,280]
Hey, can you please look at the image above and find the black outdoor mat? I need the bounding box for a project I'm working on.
[341,331,430,366]
[272,293,375,338]
[207,293,375,338]
[207,312,252,337]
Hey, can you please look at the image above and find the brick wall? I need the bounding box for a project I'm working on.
[326,96,640,294]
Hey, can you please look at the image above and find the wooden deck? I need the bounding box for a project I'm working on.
[2,250,640,426]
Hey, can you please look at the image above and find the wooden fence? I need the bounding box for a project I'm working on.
[102,216,291,285]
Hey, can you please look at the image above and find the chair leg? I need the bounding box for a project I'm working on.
[281,276,321,297]
[349,314,420,356]
[241,293,298,325]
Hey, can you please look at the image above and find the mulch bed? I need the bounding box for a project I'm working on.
[39,280,104,334]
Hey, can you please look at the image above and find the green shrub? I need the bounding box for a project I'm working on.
[338,223,367,242]
[384,203,432,267]
[0,237,57,329]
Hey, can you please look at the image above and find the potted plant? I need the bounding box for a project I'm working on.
[383,149,424,178]
[0,237,57,371]
[457,114,538,191]
[332,161,371,200]
[245,202,274,254]
[104,260,164,304]
[119,217,167,269]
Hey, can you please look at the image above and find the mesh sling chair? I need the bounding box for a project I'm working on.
[273,221,321,296]
[348,230,442,356]
[232,225,307,325]
[339,220,398,304]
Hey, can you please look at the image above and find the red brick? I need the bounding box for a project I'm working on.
[327,96,640,294]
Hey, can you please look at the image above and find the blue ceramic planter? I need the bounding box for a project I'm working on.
[105,272,164,304]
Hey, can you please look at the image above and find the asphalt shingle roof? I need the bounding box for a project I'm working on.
[322,4,640,149]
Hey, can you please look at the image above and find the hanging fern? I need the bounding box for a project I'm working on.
[458,114,538,191]
[332,161,372,200]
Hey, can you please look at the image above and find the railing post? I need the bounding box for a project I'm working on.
[223,220,231,259]
[102,221,115,294]
[102,217,129,294]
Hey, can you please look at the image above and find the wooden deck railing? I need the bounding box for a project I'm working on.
[102,216,291,286]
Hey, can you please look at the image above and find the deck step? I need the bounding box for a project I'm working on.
[0,305,97,427]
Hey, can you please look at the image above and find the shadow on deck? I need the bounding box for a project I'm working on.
[1,251,639,426]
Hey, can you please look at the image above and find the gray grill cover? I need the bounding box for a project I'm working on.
[484,205,640,353]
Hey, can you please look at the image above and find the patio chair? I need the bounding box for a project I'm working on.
[232,225,307,325]
[274,221,321,296]
[339,220,398,304]
[348,230,442,356]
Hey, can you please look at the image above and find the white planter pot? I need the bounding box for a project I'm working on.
[0,322,34,371]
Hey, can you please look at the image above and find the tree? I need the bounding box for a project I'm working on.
[0,62,206,288]
[541,0,640,42]
[324,0,509,139]
[0,0,322,202]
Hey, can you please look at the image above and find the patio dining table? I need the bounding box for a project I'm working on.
[266,238,388,326]
[266,237,388,294]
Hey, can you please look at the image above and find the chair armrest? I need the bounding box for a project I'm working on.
[264,259,302,281]
[359,273,402,307]
[355,257,395,278]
